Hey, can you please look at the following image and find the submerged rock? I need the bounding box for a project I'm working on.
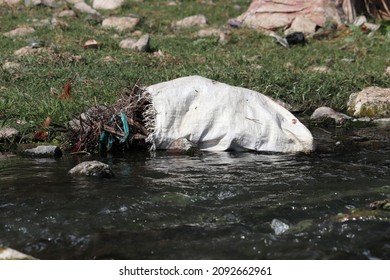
[69,160,114,178]
[271,218,290,235]
[0,247,36,260]
[310,106,351,126]
[347,87,390,118]
[167,137,201,156]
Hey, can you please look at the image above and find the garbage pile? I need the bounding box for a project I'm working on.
[67,76,314,154]
[67,83,152,154]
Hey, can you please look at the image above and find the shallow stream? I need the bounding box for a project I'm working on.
[0,146,389,259]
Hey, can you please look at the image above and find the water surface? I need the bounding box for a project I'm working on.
[0,148,389,259]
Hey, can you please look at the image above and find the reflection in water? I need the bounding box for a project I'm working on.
[0,150,389,259]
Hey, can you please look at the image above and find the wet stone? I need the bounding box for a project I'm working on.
[21,145,63,158]
[69,160,114,178]
[310,106,351,126]
[167,137,201,156]
[271,218,290,235]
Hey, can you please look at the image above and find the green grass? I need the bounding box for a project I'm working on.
[0,0,389,144]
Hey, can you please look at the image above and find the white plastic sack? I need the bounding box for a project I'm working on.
[144,76,314,153]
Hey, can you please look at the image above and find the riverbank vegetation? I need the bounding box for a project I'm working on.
[0,1,389,146]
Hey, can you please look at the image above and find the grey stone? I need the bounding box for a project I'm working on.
[65,0,82,3]
[55,9,76,18]
[133,34,150,51]
[310,106,351,126]
[3,26,35,37]
[271,219,290,235]
[69,160,114,178]
[92,0,123,10]
[23,145,62,158]
[171,14,208,30]
[119,38,138,49]
[197,28,228,43]
[0,127,20,141]
[167,137,200,156]
[24,0,58,7]
[119,34,149,51]
[0,0,21,5]
[348,87,390,118]
[72,2,100,16]
[102,16,139,32]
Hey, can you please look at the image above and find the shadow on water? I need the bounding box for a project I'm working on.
[0,146,389,259]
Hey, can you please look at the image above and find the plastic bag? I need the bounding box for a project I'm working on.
[144,76,313,153]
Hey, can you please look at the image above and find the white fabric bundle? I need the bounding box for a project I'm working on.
[144,76,314,153]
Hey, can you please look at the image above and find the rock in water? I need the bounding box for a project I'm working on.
[69,161,114,178]
[144,75,314,153]
[310,106,351,126]
[271,219,290,235]
[22,145,62,158]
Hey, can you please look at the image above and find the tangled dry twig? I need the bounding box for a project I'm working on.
[364,0,390,20]
[67,82,151,154]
